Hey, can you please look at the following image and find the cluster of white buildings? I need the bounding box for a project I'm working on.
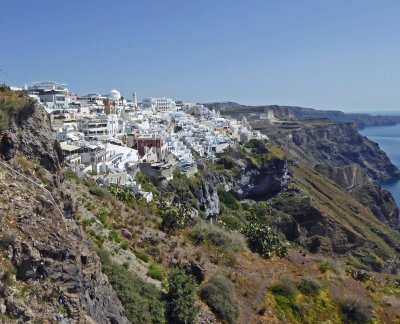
[19,81,267,200]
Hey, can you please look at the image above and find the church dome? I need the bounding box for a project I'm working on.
[109,89,121,100]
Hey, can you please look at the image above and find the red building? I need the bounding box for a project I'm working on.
[136,134,166,162]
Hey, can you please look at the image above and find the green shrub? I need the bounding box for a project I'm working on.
[189,225,243,255]
[270,281,296,300]
[296,279,320,296]
[136,172,161,196]
[95,233,105,245]
[64,169,79,181]
[218,189,239,210]
[346,267,371,282]
[135,251,150,263]
[0,86,36,132]
[147,262,166,281]
[270,280,305,320]
[81,217,95,229]
[109,230,122,243]
[160,205,194,233]
[89,185,108,197]
[200,275,239,323]
[108,186,137,204]
[319,260,334,273]
[242,221,287,259]
[98,249,165,323]
[166,268,199,324]
[97,208,109,225]
[340,299,374,323]
[120,241,130,250]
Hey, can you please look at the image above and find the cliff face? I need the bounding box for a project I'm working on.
[0,89,128,323]
[169,140,288,217]
[265,121,399,181]
[288,165,400,273]
[204,102,400,129]
[0,88,62,173]
[260,121,400,231]
[0,171,128,323]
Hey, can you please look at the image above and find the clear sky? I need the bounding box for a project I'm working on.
[1,0,400,112]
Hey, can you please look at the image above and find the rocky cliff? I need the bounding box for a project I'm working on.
[204,102,400,129]
[0,87,63,173]
[259,120,399,182]
[167,140,288,217]
[256,120,400,231]
[0,87,128,323]
[0,170,128,323]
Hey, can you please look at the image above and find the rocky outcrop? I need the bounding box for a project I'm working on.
[192,170,222,217]
[0,90,62,172]
[186,141,288,217]
[353,184,400,231]
[0,171,129,323]
[231,158,288,199]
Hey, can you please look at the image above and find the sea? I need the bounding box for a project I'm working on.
[359,120,400,206]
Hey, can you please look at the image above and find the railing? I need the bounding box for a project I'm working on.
[0,161,64,218]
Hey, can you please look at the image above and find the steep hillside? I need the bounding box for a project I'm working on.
[253,119,400,231]
[0,87,128,323]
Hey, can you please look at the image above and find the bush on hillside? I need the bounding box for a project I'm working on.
[217,189,239,210]
[97,208,109,225]
[296,278,320,296]
[270,281,296,300]
[0,86,36,132]
[147,262,166,282]
[98,249,165,323]
[199,275,239,323]
[270,280,305,320]
[189,225,244,255]
[166,267,199,324]
[159,204,194,233]
[242,221,287,259]
[346,267,371,282]
[340,298,374,323]
[135,251,150,263]
[88,185,108,197]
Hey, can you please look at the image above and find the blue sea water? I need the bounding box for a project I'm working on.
[359,123,400,206]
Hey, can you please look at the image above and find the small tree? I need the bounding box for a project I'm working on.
[242,222,287,259]
[166,268,199,324]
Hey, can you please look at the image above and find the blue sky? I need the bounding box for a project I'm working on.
[1,0,400,112]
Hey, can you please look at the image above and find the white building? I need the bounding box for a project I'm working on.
[142,97,176,112]
[78,115,108,137]
[28,81,70,110]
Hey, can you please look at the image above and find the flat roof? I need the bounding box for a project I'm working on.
[60,142,80,152]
